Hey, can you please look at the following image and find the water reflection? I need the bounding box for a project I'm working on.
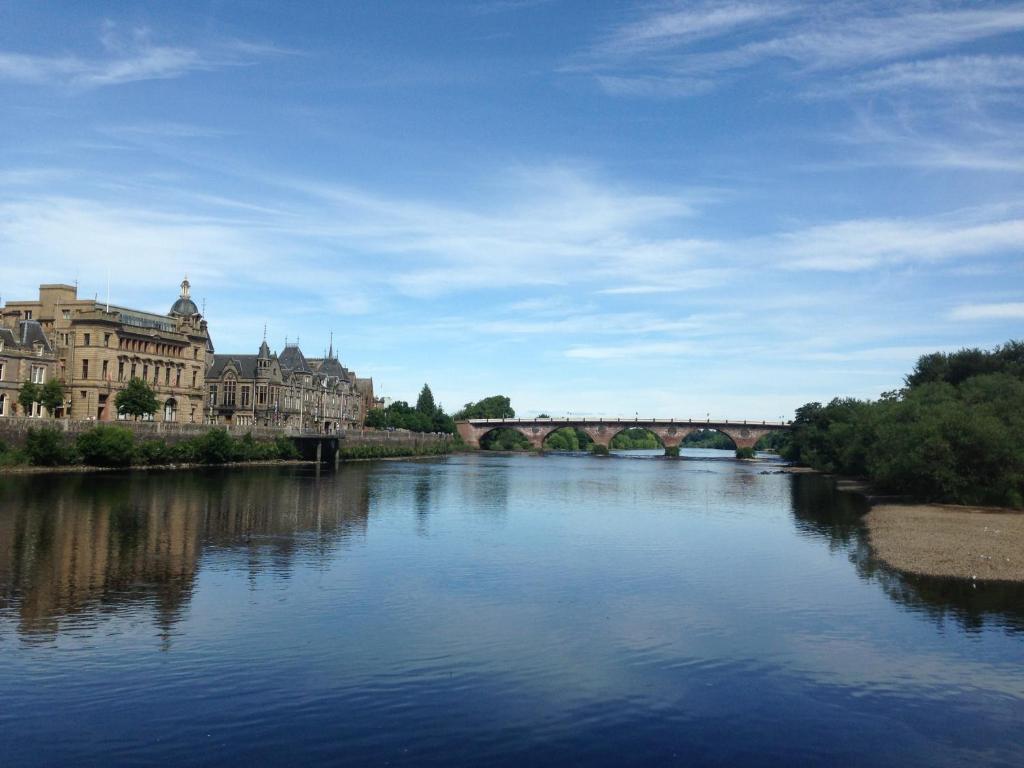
[0,467,370,641]
[789,473,1024,633]
[1,456,1022,767]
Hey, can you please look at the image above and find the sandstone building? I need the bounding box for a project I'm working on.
[0,280,211,422]
[0,320,59,417]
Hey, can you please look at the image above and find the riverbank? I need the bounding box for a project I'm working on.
[0,459,316,475]
[866,504,1024,582]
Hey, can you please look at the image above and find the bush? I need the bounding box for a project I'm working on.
[590,444,610,456]
[137,440,171,465]
[25,427,75,466]
[275,436,300,460]
[77,426,136,467]
[664,446,680,458]
[735,446,757,459]
[193,429,234,464]
[0,448,28,467]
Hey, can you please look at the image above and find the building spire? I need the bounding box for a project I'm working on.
[328,330,334,359]
[181,275,191,299]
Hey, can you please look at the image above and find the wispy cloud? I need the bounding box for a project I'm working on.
[574,3,1024,96]
[766,213,1024,271]
[0,23,279,88]
[832,54,1024,96]
[950,302,1024,321]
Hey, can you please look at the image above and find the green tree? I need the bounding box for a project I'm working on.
[115,378,159,420]
[416,384,437,416]
[18,382,40,415]
[454,395,515,420]
[40,379,65,417]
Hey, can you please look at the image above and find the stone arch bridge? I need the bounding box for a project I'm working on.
[456,418,789,453]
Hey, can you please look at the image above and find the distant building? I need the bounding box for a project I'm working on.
[0,320,59,417]
[206,340,364,432]
[0,280,211,422]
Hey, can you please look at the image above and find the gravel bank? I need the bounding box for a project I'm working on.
[867,504,1024,582]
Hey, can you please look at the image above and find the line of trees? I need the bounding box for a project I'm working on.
[783,340,1024,507]
[365,384,456,434]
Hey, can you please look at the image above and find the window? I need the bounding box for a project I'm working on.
[83,333,90,346]
[241,386,250,407]
[104,334,111,347]
[82,359,89,378]
[24,310,32,319]
[224,378,236,406]
[165,367,170,385]
[62,310,70,320]
[257,385,267,405]
[209,385,218,405]
[0,362,4,381]
[101,360,108,380]
[154,365,159,384]
[192,370,197,387]
[31,365,45,384]
[131,363,137,379]
[176,369,181,387]
[118,360,125,381]
[193,348,198,359]
[0,394,6,416]
[143,364,148,381]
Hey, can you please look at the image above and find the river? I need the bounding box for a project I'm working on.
[1,450,1022,766]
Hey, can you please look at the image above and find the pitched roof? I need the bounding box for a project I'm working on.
[278,344,312,374]
[208,354,261,379]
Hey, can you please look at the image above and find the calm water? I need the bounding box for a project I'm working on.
[1,450,1023,767]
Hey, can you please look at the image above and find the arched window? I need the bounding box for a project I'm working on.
[164,398,177,422]
[224,376,236,406]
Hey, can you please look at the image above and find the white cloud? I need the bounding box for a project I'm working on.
[950,302,1024,321]
[574,3,1024,96]
[835,54,1024,95]
[767,215,1024,271]
[0,24,280,88]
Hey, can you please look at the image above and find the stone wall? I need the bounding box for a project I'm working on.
[0,417,451,451]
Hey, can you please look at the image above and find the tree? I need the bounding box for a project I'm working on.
[18,382,39,415]
[116,378,159,420]
[415,384,437,416]
[40,379,65,417]
[454,395,515,420]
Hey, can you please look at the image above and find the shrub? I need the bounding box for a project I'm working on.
[590,444,610,456]
[735,446,757,459]
[77,426,136,467]
[0,448,28,467]
[275,436,300,460]
[194,429,234,464]
[664,446,680,458]
[137,440,171,465]
[25,427,75,466]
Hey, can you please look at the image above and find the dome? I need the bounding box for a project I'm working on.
[170,296,199,316]
[169,276,200,317]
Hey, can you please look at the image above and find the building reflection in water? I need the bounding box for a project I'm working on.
[0,466,371,642]
[788,473,1024,633]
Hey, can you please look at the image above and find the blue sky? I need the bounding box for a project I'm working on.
[1,1,1022,419]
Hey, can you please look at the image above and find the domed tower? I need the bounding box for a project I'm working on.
[169,276,200,318]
